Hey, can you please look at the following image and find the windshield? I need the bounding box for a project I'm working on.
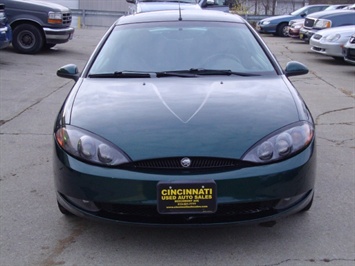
[89,21,276,76]
[290,6,309,16]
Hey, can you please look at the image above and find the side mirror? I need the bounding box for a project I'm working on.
[284,61,309,77]
[57,64,79,81]
[300,13,306,17]
[206,0,215,5]
[126,0,135,3]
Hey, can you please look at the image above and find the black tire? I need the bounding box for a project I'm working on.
[277,23,289,37]
[12,24,44,54]
[57,201,73,216]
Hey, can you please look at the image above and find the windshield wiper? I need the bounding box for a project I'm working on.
[157,69,260,77]
[188,68,261,76]
[156,70,198,78]
[88,71,152,78]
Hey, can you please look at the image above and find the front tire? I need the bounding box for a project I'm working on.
[277,23,289,37]
[12,24,44,54]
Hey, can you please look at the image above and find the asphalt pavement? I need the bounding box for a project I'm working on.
[0,27,354,266]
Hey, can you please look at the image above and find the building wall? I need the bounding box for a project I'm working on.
[46,0,316,27]
[78,0,130,11]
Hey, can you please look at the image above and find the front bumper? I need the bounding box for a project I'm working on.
[343,47,355,64]
[44,27,74,44]
[53,140,316,226]
[0,25,12,49]
[255,23,277,34]
[310,38,344,58]
[300,28,317,42]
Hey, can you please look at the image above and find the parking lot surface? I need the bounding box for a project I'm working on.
[0,28,354,266]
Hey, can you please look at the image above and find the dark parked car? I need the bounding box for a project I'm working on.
[0,3,12,49]
[2,0,74,54]
[300,9,355,42]
[54,9,316,226]
[256,4,329,37]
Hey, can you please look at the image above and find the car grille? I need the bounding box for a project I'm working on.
[304,18,315,28]
[96,200,280,225]
[121,157,254,172]
[62,12,72,26]
[345,48,355,61]
[313,34,322,40]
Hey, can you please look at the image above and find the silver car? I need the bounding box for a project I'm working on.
[310,25,355,60]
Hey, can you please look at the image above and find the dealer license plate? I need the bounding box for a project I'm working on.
[157,180,217,214]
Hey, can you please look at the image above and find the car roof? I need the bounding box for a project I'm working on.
[307,9,355,19]
[115,9,246,25]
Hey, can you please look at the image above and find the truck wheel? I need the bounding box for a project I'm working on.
[277,23,289,37]
[12,24,44,54]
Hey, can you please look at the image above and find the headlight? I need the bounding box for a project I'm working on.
[293,24,302,30]
[242,121,314,163]
[55,125,130,166]
[325,34,341,42]
[0,11,5,20]
[48,11,63,24]
[261,21,271,25]
[314,19,331,29]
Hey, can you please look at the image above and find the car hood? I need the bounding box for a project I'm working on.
[70,76,300,161]
[137,2,201,13]
[4,0,71,12]
[315,25,355,36]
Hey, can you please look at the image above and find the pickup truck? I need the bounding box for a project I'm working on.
[2,0,74,54]
[0,3,12,49]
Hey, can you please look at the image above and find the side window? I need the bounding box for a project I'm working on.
[306,7,317,15]
[214,0,227,6]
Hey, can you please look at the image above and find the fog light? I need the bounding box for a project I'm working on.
[66,196,100,212]
[274,193,306,210]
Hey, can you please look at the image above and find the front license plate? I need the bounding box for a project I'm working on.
[157,180,217,214]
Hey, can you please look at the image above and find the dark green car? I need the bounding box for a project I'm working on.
[54,9,316,226]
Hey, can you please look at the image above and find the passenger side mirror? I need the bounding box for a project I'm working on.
[57,64,79,81]
[284,61,309,77]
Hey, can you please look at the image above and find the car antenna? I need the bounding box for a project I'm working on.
[178,0,182,21]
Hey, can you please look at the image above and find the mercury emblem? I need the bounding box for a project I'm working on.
[181,157,191,168]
